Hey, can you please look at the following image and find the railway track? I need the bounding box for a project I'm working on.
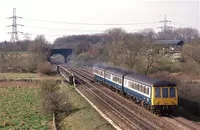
[162,115,199,130]
[57,65,200,130]
[62,66,163,130]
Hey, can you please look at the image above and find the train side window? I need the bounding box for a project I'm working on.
[119,78,122,84]
[101,71,104,76]
[137,84,140,90]
[128,81,131,88]
[133,82,135,89]
[170,88,176,98]
[146,87,149,95]
[114,76,117,82]
[101,71,103,76]
[125,79,127,86]
[138,84,140,91]
[155,88,161,98]
[139,85,142,92]
[142,85,145,93]
[143,86,145,93]
[145,86,148,95]
[112,76,115,81]
[106,73,111,79]
[130,81,133,88]
[162,88,168,98]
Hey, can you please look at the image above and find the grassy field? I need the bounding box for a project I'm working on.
[59,85,114,130]
[0,73,114,129]
[0,73,63,81]
[0,73,38,79]
[0,84,51,129]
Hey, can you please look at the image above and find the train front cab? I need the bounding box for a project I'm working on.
[151,86,178,113]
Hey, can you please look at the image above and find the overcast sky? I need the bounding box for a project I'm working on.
[0,0,199,42]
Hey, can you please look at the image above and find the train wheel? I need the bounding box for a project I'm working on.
[132,96,136,103]
[141,101,145,107]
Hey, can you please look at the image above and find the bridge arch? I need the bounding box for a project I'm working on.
[47,49,73,63]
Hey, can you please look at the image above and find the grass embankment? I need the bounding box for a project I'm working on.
[59,85,114,130]
[0,85,51,129]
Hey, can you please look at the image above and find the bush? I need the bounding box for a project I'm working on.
[37,62,53,75]
[40,80,72,125]
[40,80,59,94]
[0,53,42,73]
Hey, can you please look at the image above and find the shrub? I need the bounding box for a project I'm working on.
[40,80,72,124]
[37,62,53,75]
[42,91,71,115]
[40,80,59,94]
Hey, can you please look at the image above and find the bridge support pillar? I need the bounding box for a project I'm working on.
[64,57,68,63]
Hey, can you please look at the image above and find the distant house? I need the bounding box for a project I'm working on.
[154,40,184,52]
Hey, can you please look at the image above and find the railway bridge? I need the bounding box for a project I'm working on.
[47,48,73,63]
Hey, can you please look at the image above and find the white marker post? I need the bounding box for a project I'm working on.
[72,73,76,87]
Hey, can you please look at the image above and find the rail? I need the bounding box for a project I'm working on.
[59,65,163,130]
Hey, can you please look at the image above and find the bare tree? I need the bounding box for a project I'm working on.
[105,28,126,44]
[105,28,126,66]
[181,41,200,74]
[175,28,199,43]
[157,28,178,40]
[123,33,144,69]
[28,35,50,60]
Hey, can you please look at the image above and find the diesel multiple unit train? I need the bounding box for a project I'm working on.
[93,64,178,113]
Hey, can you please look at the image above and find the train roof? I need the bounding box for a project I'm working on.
[93,63,176,87]
[124,73,176,87]
[106,67,128,76]
[93,63,108,70]
[93,63,131,76]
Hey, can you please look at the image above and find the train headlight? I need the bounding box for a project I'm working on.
[164,101,167,104]
[156,101,160,105]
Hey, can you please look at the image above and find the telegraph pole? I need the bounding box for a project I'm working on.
[7,8,23,42]
[158,14,171,31]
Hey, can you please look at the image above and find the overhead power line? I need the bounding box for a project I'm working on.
[23,17,158,26]
[24,25,147,32]
[171,22,200,29]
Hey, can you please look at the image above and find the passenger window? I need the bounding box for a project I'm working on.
[162,88,168,98]
[131,81,134,88]
[141,85,144,93]
[128,81,131,88]
[136,84,139,90]
[119,78,122,84]
[144,87,146,94]
[170,88,176,98]
[146,88,149,95]
[139,85,141,92]
[132,82,135,89]
[155,88,161,98]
